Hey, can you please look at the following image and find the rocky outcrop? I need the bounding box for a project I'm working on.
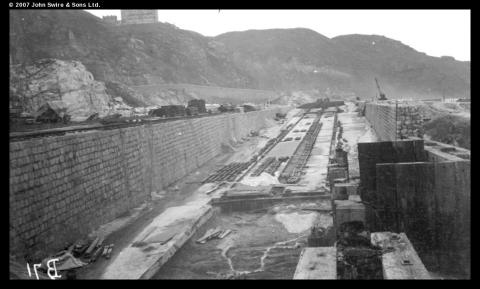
[10,59,115,121]
[105,81,148,107]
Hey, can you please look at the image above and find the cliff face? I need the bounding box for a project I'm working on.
[10,59,114,121]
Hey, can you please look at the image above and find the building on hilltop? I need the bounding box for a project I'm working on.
[121,10,158,25]
[102,15,120,25]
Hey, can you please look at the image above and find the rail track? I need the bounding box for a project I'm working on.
[9,111,237,142]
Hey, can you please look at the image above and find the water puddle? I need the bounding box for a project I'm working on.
[154,200,332,279]
[274,212,318,233]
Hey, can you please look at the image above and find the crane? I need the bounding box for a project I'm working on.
[374,77,387,100]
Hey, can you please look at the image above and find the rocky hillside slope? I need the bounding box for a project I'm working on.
[10,59,114,121]
[216,30,470,99]
[9,9,254,88]
[10,10,470,104]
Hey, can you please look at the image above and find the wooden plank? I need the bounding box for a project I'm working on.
[376,163,398,231]
[411,163,432,250]
[376,161,470,277]
[454,161,471,277]
[413,139,427,161]
[433,161,457,268]
[85,236,100,257]
[424,163,437,250]
[196,228,215,243]
[393,163,407,233]
[358,140,426,203]
[293,247,337,279]
[371,232,431,279]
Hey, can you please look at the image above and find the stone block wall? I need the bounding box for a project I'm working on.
[9,108,285,258]
[365,101,424,141]
[396,104,424,139]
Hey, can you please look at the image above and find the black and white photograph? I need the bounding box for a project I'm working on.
[9,6,470,280]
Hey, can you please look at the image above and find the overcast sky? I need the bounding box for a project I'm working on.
[85,9,470,61]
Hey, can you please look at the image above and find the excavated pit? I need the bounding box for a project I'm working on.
[153,199,334,279]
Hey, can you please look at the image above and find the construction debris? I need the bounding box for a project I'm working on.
[84,236,100,257]
[41,251,88,272]
[203,161,253,183]
[103,244,114,259]
[196,227,233,244]
[218,229,232,239]
[336,221,383,279]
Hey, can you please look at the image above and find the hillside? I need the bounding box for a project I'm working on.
[332,34,471,99]
[9,10,254,88]
[10,10,470,103]
[215,29,470,99]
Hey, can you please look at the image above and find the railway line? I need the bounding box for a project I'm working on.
[9,111,237,142]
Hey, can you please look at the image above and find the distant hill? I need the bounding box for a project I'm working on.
[10,10,470,101]
[215,29,470,99]
[331,34,470,99]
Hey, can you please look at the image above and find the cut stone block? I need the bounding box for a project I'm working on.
[294,247,337,279]
[328,167,348,183]
[348,195,362,202]
[334,199,366,229]
[333,183,358,200]
[371,232,432,279]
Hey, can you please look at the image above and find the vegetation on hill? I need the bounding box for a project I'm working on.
[424,114,470,149]
[10,10,470,102]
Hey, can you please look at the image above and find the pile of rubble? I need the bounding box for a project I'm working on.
[196,227,232,244]
[336,221,383,279]
[33,235,114,279]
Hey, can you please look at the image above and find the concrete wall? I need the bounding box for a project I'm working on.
[424,140,470,162]
[9,108,284,258]
[376,161,470,278]
[365,101,424,141]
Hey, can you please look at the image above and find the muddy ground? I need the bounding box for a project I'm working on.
[154,200,332,279]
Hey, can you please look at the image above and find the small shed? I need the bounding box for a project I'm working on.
[36,101,68,123]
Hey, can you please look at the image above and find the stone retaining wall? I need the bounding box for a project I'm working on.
[9,108,286,258]
[365,101,424,141]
